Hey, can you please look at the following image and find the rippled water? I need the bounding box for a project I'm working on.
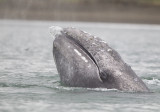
[0,20,160,112]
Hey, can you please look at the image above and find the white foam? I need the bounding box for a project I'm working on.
[49,26,63,40]
[143,78,160,86]
[87,88,118,92]
[54,85,117,92]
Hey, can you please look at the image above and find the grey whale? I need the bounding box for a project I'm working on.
[50,26,149,92]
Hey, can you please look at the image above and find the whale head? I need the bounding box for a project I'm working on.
[50,26,149,92]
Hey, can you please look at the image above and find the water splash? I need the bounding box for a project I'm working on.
[143,77,160,86]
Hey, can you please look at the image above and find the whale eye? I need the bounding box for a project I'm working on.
[99,70,109,82]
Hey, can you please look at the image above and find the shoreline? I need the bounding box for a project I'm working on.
[0,0,160,24]
[1,19,160,27]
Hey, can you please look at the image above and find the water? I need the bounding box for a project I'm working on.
[0,20,160,112]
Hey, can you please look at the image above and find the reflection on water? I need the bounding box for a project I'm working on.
[0,20,160,112]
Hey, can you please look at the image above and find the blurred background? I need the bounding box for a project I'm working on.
[1,1,160,112]
[0,0,160,24]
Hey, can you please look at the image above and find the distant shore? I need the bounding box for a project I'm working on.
[0,0,160,24]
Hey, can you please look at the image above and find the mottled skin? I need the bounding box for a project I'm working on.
[52,27,149,92]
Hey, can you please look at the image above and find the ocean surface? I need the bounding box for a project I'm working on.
[0,20,160,112]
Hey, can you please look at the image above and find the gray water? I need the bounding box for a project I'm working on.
[0,20,160,112]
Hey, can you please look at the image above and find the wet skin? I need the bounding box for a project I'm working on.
[50,26,149,92]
